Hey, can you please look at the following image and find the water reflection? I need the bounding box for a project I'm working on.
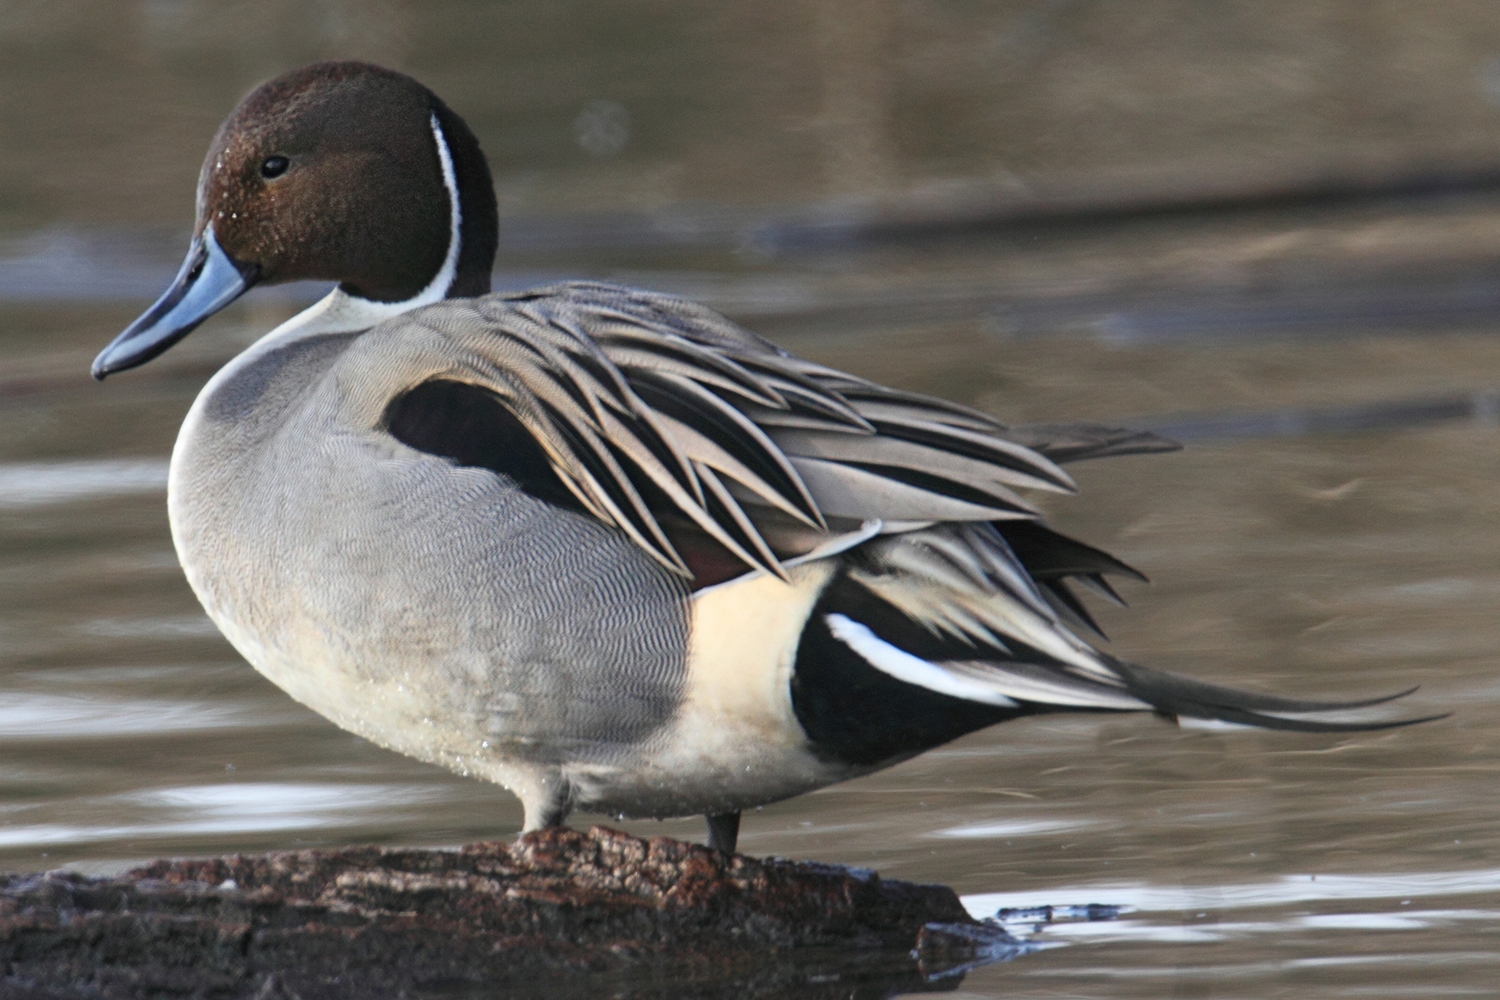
[0,459,168,507]
[930,818,1096,839]
[968,867,1500,917]
[2,7,1498,996]
[0,690,264,737]
[0,782,446,850]
[72,616,218,639]
[955,869,1500,996]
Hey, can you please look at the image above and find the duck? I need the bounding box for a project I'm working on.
[91,62,1428,855]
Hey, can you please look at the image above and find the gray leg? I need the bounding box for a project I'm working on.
[705,811,740,854]
[519,772,574,833]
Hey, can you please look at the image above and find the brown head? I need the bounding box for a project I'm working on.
[93,61,498,378]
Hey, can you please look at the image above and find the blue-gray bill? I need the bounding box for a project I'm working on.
[91,227,258,380]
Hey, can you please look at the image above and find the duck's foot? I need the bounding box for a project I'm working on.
[705,811,741,854]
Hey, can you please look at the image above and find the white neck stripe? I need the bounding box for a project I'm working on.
[424,111,464,305]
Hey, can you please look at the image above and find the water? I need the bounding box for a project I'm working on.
[8,4,1500,994]
[4,285,1500,995]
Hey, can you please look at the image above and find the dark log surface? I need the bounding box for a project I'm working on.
[0,826,1023,999]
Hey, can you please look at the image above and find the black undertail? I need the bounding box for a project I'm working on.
[790,559,1442,769]
[790,574,1055,768]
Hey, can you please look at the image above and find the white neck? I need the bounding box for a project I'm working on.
[251,111,465,351]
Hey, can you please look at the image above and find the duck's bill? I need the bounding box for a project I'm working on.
[91,227,259,380]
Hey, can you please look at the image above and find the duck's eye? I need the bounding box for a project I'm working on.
[260,156,289,179]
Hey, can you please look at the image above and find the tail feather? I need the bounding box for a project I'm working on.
[1004,423,1182,464]
[1039,577,1109,640]
[795,570,1440,771]
[1172,703,1447,734]
[997,520,1148,584]
[1109,660,1440,731]
[831,525,1438,738]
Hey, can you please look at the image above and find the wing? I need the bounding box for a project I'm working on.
[1004,422,1181,464]
[375,282,1432,736]
[382,281,1083,582]
[812,522,1428,737]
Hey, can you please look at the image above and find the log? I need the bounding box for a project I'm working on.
[0,826,1024,999]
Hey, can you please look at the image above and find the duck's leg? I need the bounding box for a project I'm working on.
[518,771,574,833]
[705,811,740,854]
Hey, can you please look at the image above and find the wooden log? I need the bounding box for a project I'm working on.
[0,826,1023,999]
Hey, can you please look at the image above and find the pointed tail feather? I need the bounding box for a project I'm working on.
[1176,704,1447,733]
[1005,423,1183,464]
[1108,660,1444,732]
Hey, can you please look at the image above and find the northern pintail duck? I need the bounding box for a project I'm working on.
[92,63,1426,854]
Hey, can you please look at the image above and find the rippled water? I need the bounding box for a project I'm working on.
[4,278,1500,995]
[5,5,1500,994]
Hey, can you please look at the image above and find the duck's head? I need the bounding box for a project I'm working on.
[93,61,497,379]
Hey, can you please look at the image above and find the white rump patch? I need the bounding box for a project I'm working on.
[824,613,1019,707]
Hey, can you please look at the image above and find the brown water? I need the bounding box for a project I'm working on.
[8,3,1500,994]
[3,284,1500,996]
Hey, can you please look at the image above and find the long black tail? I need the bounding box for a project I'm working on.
[1109,658,1444,732]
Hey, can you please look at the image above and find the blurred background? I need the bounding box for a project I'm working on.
[6,3,1500,996]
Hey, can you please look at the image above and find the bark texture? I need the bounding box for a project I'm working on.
[0,826,1020,999]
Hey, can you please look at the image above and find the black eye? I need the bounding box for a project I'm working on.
[260,156,289,179]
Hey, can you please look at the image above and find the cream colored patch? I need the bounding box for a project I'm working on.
[682,561,834,741]
[562,560,843,818]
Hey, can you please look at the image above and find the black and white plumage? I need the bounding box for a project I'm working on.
[92,63,1431,856]
[383,282,1420,739]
